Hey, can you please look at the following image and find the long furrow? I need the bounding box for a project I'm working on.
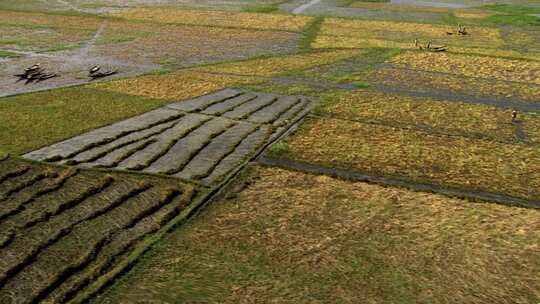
[18,175,115,229]
[0,168,78,223]
[65,119,181,165]
[0,165,31,185]
[0,186,180,303]
[202,92,259,115]
[0,169,77,248]
[88,139,157,168]
[116,114,212,171]
[0,180,151,295]
[246,96,301,124]
[272,97,310,127]
[0,175,115,286]
[202,125,272,186]
[46,188,196,303]
[0,170,58,200]
[167,88,244,112]
[222,93,279,120]
[145,117,235,175]
[174,122,259,180]
[23,108,183,162]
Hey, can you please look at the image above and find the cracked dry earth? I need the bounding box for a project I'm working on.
[24,89,315,187]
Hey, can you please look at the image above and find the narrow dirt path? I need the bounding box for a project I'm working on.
[292,0,321,14]
[78,21,108,58]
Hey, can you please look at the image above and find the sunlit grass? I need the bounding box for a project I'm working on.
[96,166,540,304]
[280,117,540,200]
[111,8,313,32]
[0,87,172,154]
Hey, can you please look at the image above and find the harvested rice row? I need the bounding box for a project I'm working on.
[23,109,184,162]
[47,187,195,303]
[0,185,183,303]
[202,126,272,186]
[143,117,235,175]
[1,170,58,198]
[0,168,78,223]
[0,175,116,286]
[176,123,259,180]
[0,165,30,185]
[66,119,181,166]
[117,114,215,171]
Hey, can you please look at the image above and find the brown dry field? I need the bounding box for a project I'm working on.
[95,166,540,304]
[279,116,540,201]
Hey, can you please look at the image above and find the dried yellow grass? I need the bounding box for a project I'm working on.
[320,90,522,142]
[390,52,540,84]
[370,65,540,102]
[318,18,502,43]
[284,117,540,200]
[454,11,494,19]
[194,50,360,77]
[111,8,313,32]
[313,35,540,61]
[95,166,540,303]
[93,51,358,100]
[92,71,257,101]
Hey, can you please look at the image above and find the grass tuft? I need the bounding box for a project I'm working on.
[241,4,278,13]
[267,142,289,157]
[483,14,540,27]
[300,17,323,51]
[0,50,20,58]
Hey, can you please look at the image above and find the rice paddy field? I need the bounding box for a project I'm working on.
[0,0,539,303]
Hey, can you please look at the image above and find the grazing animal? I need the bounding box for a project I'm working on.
[457,24,467,35]
[414,38,423,50]
[426,41,447,52]
[89,69,118,80]
[36,73,58,82]
[25,63,41,74]
[14,63,58,84]
[89,65,101,74]
[512,110,518,122]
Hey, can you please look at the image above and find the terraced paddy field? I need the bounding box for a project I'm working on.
[0,1,539,303]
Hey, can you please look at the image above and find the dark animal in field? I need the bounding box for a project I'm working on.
[447,24,468,36]
[512,110,518,122]
[89,65,101,74]
[457,24,468,35]
[426,41,447,52]
[14,63,59,84]
[35,73,59,82]
[89,69,118,80]
[25,63,41,74]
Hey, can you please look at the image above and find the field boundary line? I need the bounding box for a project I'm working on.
[256,156,540,209]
